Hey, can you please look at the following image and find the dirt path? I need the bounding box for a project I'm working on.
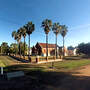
[57,65,90,90]
[72,65,90,76]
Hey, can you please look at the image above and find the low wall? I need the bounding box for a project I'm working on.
[9,54,62,64]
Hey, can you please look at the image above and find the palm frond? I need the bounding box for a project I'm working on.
[24,21,35,35]
[42,19,52,34]
[61,25,68,37]
[52,22,62,35]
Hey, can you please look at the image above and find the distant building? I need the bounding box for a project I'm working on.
[26,47,32,55]
[67,47,77,56]
[32,42,60,56]
[60,47,68,56]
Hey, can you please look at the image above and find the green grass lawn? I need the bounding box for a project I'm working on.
[0,55,90,72]
[0,60,5,67]
[54,59,90,70]
[38,56,90,71]
[0,56,18,67]
[0,56,19,71]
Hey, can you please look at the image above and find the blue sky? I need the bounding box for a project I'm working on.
[0,0,90,47]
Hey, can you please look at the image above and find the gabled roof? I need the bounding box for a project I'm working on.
[38,43,58,48]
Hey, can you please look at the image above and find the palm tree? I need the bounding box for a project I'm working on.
[12,31,17,41]
[20,27,27,59]
[17,29,22,58]
[24,22,35,62]
[12,30,18,55]
[61,25,68,58]
[42,19,52,60]
[52,23,62,59]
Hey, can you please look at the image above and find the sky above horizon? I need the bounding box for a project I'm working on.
[0,0,90,47]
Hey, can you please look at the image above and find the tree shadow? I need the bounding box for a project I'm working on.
[9,55,29,63]
[65,55,90,61]
[82,55,90,59]
[64,56,82,60]
[1,64,90,90]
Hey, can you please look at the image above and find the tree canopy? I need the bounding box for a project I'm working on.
[77,43,90,55]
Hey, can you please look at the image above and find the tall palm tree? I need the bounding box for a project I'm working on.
[17,29,22,58]
[12,30,17,55]
[52,23,62,59]
[61,25,68,58]
[24,22,35,62]
[42,19,52,60]
[20,27,27,59]
[12,31,17,41]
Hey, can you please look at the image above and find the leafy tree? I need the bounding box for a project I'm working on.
[0,46,1,54]
[42,19,52,59]
[1,42,9,54]
[20,42,28,55]
[68,46,74,50]
[9,43,18,54]
[77,43,90,55]
[52,22,62,58]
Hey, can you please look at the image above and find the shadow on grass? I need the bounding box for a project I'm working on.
[82,55,90,59]
[5,64,45,73]
[0,64,90,90]
[64,55,90,61]
[64,56,83,60]
[9,55,30,63]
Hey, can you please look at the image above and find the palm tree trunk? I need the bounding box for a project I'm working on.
[56,34,57,59]
[19,42,21,58]
[46,34,48,60]
[28,34,31,62]
[63,36,65,58]
[24,37,25,59]
[1,46,2,54]
[14,40,16,56]
[15,40,16,56]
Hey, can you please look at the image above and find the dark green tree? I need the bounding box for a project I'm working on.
[1,42,9,54]
[20,42,28,55]
[10,43,18,54]
[68,46,74,50]
[77,43,90,55]
[0,46,1,54]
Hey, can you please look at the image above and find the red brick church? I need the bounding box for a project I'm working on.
[32,42,60,56]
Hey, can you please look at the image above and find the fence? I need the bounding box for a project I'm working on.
[9,54,62,63]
